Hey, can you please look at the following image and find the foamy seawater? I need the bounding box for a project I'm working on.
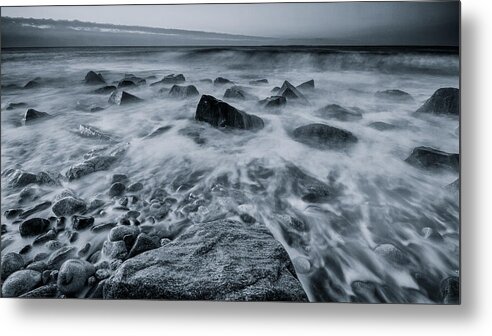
[1,47,459,302]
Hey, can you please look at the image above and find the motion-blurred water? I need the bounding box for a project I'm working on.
[1,47,459,302]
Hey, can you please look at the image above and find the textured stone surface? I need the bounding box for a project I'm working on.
[104,220,307,301]
[415,88,459,115]
[292,123,358,149]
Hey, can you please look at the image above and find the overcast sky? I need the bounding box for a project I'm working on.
[2,2,459,44]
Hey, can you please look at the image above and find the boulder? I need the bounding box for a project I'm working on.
[52,197,87,216]
[85,71,106,85]
[214,77,233,85]
[6,169,57,188]
[19,218,50,237]
[405,146,459,172]
[47,246,77,269]
[292,123,358,149]
[6,102,28,110]
[259,96,287,109]
[19,284,59,298]
[296,79,315,91]
[109,182,126,197]
[224,86,255,100]
[249,79,269,85]
[368,121,399,131]
[78,124,113,141]
[151,74,185,86]
[18,201,52,219]
[1,270,42,297]
[102,240,127,260]
[109,91,142,105]
[375,89,414,102]
[109,225,140,242]
[57,259,95,295]
[127,233,160,258]
[24,109,52,125]
[415,88,459,115]
[117,79,137,88]
[316,104,362,122]
[1,252,24,280]
[66,155,118,181]
[93,85,116,94]
[104,220,307,301]
[168,84,199,98]
[277,81,308,102]
[72,215,95,230]
[195,95,264,130]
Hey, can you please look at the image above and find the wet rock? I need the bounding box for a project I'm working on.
[249,79,268,85]
[292,256,312,274]
[93,85,116,94]
[375,89,414,102]
[1,224,7,234]
[109,225,140,242]
[199,78,213,84]
[145,125,172,139]
[445,178,460,193]
[57,259,95,295]
[55,217,66,232]
[6,102,28,110]
[33,229,57,245]
[440,276,459,304]
[296,79,315,91]
[111,174,129,184]
[26,260,48,272]
[223,86,255,100]
[24,79,41,89]
[6,169,57,188]
[195,95,264,130]
[214,77,233,85]
[259,96,286,109]
[127,182,144,192]
[127,233,160,258]
[277,81,308,102]
[368,121,399,131]
[4,208,24,219]
[405,146,459,172]
[109,182,126,197]
[75,101,104,112]
[47,246,77,269]
[271,86,280,93]
[374,243,410,266]
[85,71,106,85]
[24,109,52,125]
[108,90,142,105]
[91,222,117,233]
[78,124,113,141]
[19,217,50,237]
[1,270,42,297]
[88,199,105,211]
[20,284,59,298]
[117,79,137,88]
[286,164,340,204]
[95,269,111,281]
[239,213,256,224]
[316,104,362,121]
[102,240,127,260]
[1,252,24,280]
[292,123,358,150]
[168,84,199,98]
[104,220,307,301]
[19,245,32,254]
[72,215,94,230]
[52,197,87,216]
[19,201,52,219]
[69,231,79,243]
[151,74,185,86]
[124,75,146,85]
[66,155,118,181]
[415,88,459,115]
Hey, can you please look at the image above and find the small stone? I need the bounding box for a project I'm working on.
[33,229,56,245]
[111,174,128,184]
[19,217,50,237]
[47,246,77,269]
[52,197,87,216]
[441,276,459,304]
[20,284,59,298]
[239,213,256,224]
[109,225,139,242]
[160,238,171,246]
[127,182,143,192]
[45,240,62,251]
[91,222,117,233]
[72,215,94,230]
[26,261,48,273]
[95,268,111,281]
[110,259,123,271]
[55,217,66,232]
[1,270,42,297]
[292,256,312,274]
[4,208,24,219]
[126,210,140,219]
[109,182,126,197]
[57,259,95,295]
[127,233,160,258]
[102,240,127,259]
[374,243,410,266]
[1,252,24,280]
[19,245,32,254]
[88,276,97,287]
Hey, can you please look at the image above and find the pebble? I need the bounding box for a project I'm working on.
[19,217,50,237]
[95,268,111,280]
[102,240,127,259]
[19,244,32,254]
[109,182,126,197]
[1,270,42,297]
[47,246,77,269]
[292,256,312,274]
[57,259,95,295]
[127,182,143,192]
[52,197,87,216]
[26,260,48,273]
[1,252,24,280]
[111,174,129,184]
[72,215,94,230]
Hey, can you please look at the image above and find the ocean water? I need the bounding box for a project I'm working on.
[1,46,459,302]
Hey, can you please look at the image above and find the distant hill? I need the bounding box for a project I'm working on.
[0,17,277,47]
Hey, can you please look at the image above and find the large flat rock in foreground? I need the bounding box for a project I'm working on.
[104,220,307,301]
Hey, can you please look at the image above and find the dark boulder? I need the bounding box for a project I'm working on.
[271,86,281,93]
[19,284,59,298]
[93,85,116,94]
[259,96,287,109]
[123,76,146,85]
[199,78,213,84]
[24,109,52,125]
[85,71,106,85]
[1,270,42,297]
[405,146,459,172]
[103,220,307,301]
[18,201,52,219]
[415,88,459,115]
[47,246,77,269]
[214,77,233,85]
[440,276,459,304]
[292,123,358,150]
[151,74,185,86]
[19,218,50,237]
[72,215,95,230]
[24,79,41,89]
[168,84,199,98]
[6,102,28,110]
[6,169,58,188]
[375,89,414,102]
[57,259,95,295]
[52,197,87,216]
[316,104,362,122]
[223,86,254,100]
[195,95,264,130]
[109,182,126,197]
[296,80,315,91]
[249,79,269,85]
[127,233,160,258]
[278,81,308,102]
[66,155,119,181]
[117,79,137,88]
[109,91,142,105]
